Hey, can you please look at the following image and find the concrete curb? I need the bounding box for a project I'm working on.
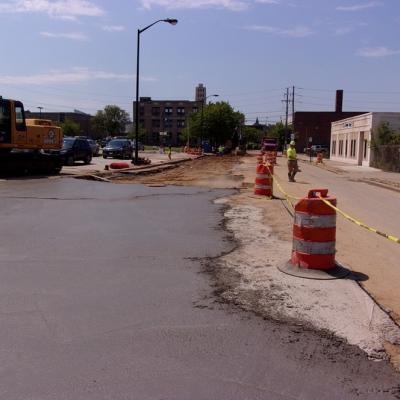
[72,155,205,181]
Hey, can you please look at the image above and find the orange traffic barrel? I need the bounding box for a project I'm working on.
[254,163,273,197]
[291,189,336,270]
[109,162,130,169]
[256,153,264,164]
[265,151,277,165]
[279,189,349,279]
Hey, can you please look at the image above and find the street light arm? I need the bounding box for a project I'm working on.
[139,18,178,34]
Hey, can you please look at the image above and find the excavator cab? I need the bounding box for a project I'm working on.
[0,99,12,144]
[0,97,64,174]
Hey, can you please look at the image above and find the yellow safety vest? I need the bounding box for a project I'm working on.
[287,147,297,160]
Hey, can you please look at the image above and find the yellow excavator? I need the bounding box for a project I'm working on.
[0,96,64,174]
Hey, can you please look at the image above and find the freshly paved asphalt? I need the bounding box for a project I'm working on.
[0,178,399,399]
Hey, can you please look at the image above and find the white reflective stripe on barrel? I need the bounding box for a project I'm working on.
[293,239,335,255]
[255,184,271,190]
[294,213,336,228]
[256,174,271,179]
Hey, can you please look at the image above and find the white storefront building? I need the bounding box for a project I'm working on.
[330,112,400,166]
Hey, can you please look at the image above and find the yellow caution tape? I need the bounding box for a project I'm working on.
[263,163,300,211]
[318,195,400,245]
[260,162,400,245]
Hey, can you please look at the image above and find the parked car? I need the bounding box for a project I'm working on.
[60,137,92,166]
[131,140,145,151]
[103,139,133,159]
[304,145,329,155]
[87,139,100,156]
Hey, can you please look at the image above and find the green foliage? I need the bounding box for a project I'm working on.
[371,122,400,148]
[268,122,293,149]
[60,118,80,137]
[243,126,263,146]
[91,105,130,138]
[127,124,146,141]
[187,101,244,145]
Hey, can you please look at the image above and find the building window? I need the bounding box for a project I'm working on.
[332,140,336,155]
[193,107,198,113]
[345,140,348,157]
[164,107,173,115]
[177,107,185,115]
[338,140,343,156]
[177,120,185,128]
[152,119,160,128]
[363,140,368,159]
[139,107,145,116]
[350,139,357,158]
[152,107,160,116]
[164,119,173,128]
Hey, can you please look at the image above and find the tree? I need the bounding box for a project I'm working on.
[185,101,244,146]
[268,122,293,150]
[60,118,80,137]
[127,124,146,141]
[243,126,263,148]
[372,121,400,147]
[91,105,130,138]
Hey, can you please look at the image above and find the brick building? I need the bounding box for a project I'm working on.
[133,84,206,146]
[293,90,366,152]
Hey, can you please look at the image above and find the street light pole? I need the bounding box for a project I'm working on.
[37,106,43,119]
[133,18,178,165]
[200,94,219,150]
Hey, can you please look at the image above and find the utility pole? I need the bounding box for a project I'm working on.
[292,86,295,126]
[282,88,291,149]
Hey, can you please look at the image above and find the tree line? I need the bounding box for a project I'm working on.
[58,102,289,148]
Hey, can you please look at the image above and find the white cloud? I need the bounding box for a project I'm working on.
[102,25,126,32]
[0,0,104,19]
[245,24,314,37]
[334,27,354,35]
[40,31,89,40]
[357,46,400,57]
[336,1,381,11]
[139,0,282,10]
[140,0,248,11]
[254,0,279,3]
[0,68,157,85]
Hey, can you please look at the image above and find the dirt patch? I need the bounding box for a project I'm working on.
[109,155,246,189]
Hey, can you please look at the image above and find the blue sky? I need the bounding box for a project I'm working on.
[0,0,399,124]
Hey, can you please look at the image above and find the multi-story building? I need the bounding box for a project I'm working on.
[133,84,206,146]
[195,83,206,104]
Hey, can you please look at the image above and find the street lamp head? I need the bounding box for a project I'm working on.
[164,18,178,25]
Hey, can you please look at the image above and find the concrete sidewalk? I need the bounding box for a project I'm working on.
[297,153,400,192]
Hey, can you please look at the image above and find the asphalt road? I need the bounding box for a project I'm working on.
[0,177,399,399]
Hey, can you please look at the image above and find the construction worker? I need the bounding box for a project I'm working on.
[168,145,172,160]
[287,140,298,182]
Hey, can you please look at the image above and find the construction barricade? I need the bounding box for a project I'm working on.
[316,152,324,164]
[279,189,348,279]
[254,163,273,197]
[256,153,264,164]
[265,151,277,165]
